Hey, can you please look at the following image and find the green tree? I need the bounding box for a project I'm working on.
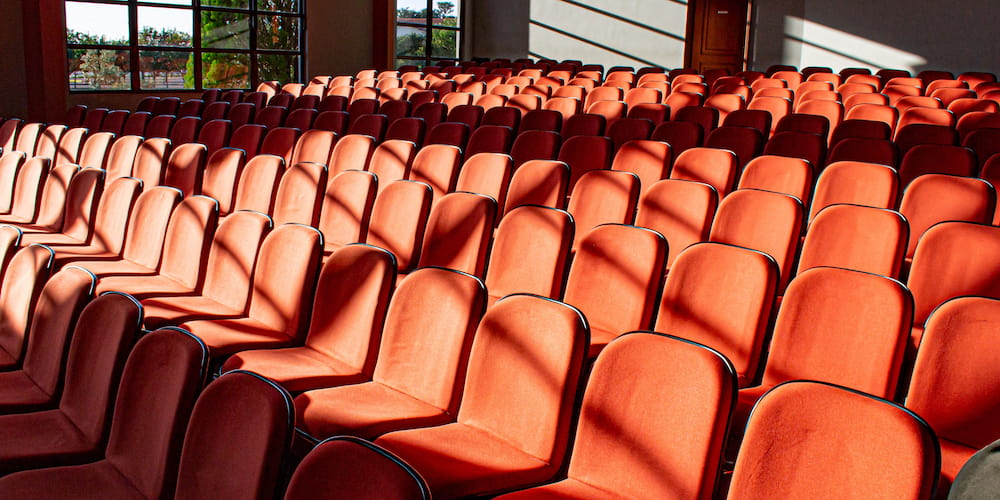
[79,49,128,89]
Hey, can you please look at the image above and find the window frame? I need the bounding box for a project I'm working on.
[65,0,306,93]
[394,0,462,69]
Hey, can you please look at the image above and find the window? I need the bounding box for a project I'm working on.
[395,1,461,69]
[65,0,304,92]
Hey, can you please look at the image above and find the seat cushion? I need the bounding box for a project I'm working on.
[222,346,367,393]
[181,317,295,357]
[0,409,100,475]
[0,370,53,413]
[0,460,145,499]
[295,381,451,440]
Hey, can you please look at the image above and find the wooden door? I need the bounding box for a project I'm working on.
[685,0,752,74]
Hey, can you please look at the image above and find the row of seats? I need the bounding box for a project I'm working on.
[0,227,992,498]
[0,59,996,498]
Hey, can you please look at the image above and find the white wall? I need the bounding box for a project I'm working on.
[752,0,1000,74]
[528,0,687,69]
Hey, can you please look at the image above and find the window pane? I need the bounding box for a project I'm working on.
[201,11,250,49]
[257,0,299,12]
[65,2,129,45]
[202,52,249,89]
[68,48,131,90]
[258,53,299,83]
[396,27,427,58]
[431,29,458,58]
[257,15,300,50]
[203,0,250,7]
[433,1,460,28]
[138,7,193,47]
[397,0,428,25]
[139,50,194,90]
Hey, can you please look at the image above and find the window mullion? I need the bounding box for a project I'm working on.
[193,1,202,91]
[129,1,140,90]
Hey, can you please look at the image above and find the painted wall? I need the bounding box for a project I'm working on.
[0,0,29,118]
[306,0,375,78]
[527,0,687,69]
[751,0,1000,74]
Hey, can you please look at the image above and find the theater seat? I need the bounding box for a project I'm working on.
[498,332,736,499]
[728,381,938,500]
[374,294,587,499]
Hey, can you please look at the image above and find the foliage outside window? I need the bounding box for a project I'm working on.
[395,0,461,69]
[65,0,304,92]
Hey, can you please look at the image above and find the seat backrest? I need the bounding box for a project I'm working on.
[799,204,908,278]
[899,174,995,258]
[17,266,95,404]
[456,294,586,466]
[762,267,912,398]
[485,205,573,306]
[122,112,151,137]
[53,127,88,167]
[671,147,739,198]
[455,153,513,211]
[366,180,433,273]
[465,125,514,157]
[763,130,827,168]
[199,148,245,215]
[169,116,201,145]
[32,125,67,158]
[0,119,21,152]
[417,192,496,277]
[409,144,463,203]
[906,296,1000,452]
[201,211,272,312]
[709,189,804,290]
[809,160,899,220]
[295,244,395,381]
[728,381,938,500]
[130,137,172,189]
[563,224,667,357]
[52,168,102,246]
[907,221,1000,327]
[59,292,144,460]
[103,327,209,500]
[290,129,337,167]
[104,135,145,185]
[13,122,43,155]
[283,436,430,500]
[195,119,231,157]
[372,267,485,415]
[87,176,142,256]
[272,162,328,227]
[899,144,976,188]
[259,127,301,166]
[156,195,219,289]
[635,178,718,269]
[9,155,50,220]
[174,370,293,500]
[510,129,561,168]
[0,244,54,366]
[31,164,78,231]
[504,160,569,214]
[77,131,116,170]
[0,151,26,213]
[233,154,284,216]
[0,225,21,283]
[368,140,417,193]
[229,123,266,158]
[656,242,778,387]
[557,135,614,190]
[566,332,736,499]
[328,134,376,176]
[566,170,640,249]
[318,170,377,253]
[163,143,208,197]
[246,223,323,337]
[743,148,815,200]
[120,186,183,269]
